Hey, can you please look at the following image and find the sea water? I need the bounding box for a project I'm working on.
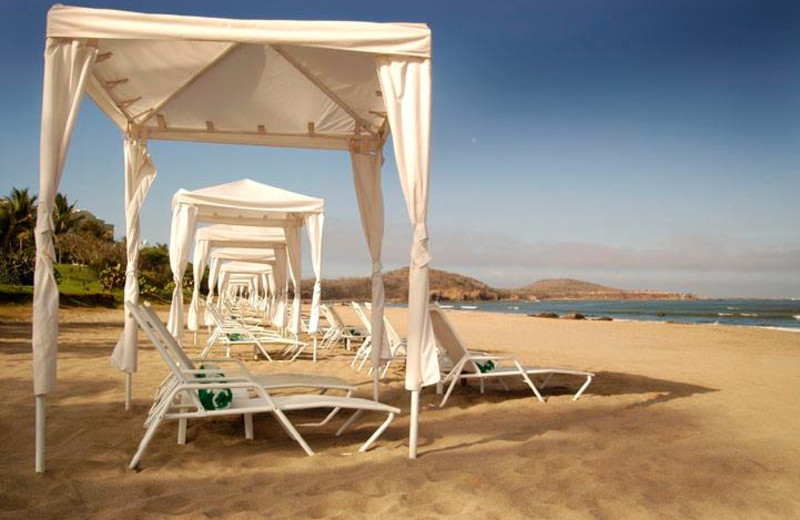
[398,299,800,330]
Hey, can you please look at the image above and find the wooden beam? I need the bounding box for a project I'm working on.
[271,44,376,136]
[157,114,167,130]
[147,127,358,151]
[118,96,141,109]
[307,122,315,136]
[104,78,128,90]
[206,121,215,132]
[257,125,267,135]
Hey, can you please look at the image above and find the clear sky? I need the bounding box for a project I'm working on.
[1,0,799,297]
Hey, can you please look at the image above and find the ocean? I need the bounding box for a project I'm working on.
[396,299,800,331]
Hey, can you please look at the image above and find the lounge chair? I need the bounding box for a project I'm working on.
[429,304,593,407]
[127,301,401,468]
[139,302,357,428]
[204,303,307,361]
[322,304,366,352]
[351,302,374,370]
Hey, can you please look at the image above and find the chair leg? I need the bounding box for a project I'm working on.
[177,418,187,445]
[520,372,546,403]
[272,409,314,456]
[439,373,462,408]
[289,343,305,362]
[359,413,395,453]
[573,375,593,401]
[335,409,364,436]
[244,414,254,440]
[130,415,164,470]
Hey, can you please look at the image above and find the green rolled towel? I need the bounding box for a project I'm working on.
[197,364,233,411]
[227,333,242,341]
[475,360,495,373]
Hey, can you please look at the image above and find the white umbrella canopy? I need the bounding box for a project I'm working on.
[33,4,438,471]
[166,179,324,341]
[173,179,324,225]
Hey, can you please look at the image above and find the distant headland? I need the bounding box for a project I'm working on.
[302,268,696,302]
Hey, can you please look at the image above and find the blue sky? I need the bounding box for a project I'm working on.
[1,0,799,297]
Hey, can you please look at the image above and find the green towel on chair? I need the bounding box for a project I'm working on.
[197,364,233,411]
[476,360,495,373]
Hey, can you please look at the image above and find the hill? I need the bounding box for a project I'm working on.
[301,267,501,302]
[512,278,694,301]
[302,271,693,302]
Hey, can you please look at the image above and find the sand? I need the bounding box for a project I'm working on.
[1,303,799,519]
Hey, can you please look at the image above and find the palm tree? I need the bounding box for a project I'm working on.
[0,202,10,250]
[53,193,82,235]
[53,193,83,263]
[2,187,37,252]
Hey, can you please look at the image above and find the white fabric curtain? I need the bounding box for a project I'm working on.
[285,226,302,334]
[217,270,230,301]
[166,203,197,340]
[32,39,97,396]
[351,149,390,365]
[377,57,440,390]
[187,239,209,331]
[272,249,288,327]
[204,256,220,326]
[111,129,156,373]
[305,214,324,333]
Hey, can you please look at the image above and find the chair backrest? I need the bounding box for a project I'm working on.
[428,304,478,374]
[383,314,403,348]
[327,305,349,330]
[206,302,227,327]
[139,302,198,371]
[351,302,372,333]
[126,301,195,382]
[320,304,336,329]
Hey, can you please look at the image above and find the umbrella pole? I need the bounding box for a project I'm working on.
[409,389,419,459]
[125,373,132,410]
[35,395,45,473]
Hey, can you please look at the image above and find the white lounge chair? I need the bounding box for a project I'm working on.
[205,303,307,361]
[323,304,366,352]
[139,302,357,427]
[351,302,374,370]
[127,301,401,469]
[429,304,594,407]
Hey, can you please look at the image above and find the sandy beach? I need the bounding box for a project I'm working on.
[1,304,799,519]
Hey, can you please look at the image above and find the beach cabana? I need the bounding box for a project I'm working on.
[204,248,281,322]
[167,179,322,344]
[33,4,439,472]
[194,224,289,327]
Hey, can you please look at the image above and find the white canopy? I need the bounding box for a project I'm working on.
[33,4,438,471]
[188,224,288,331]
[167,179,324,341]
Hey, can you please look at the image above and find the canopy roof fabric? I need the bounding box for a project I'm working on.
[211,248,278,262]
[174,179,324,224]
[48,5,430,150]
[34,4,438,471]
[196,223,286,243]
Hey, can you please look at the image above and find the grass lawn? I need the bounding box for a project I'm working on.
[55,264,105,294]
[0,265,122,306]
